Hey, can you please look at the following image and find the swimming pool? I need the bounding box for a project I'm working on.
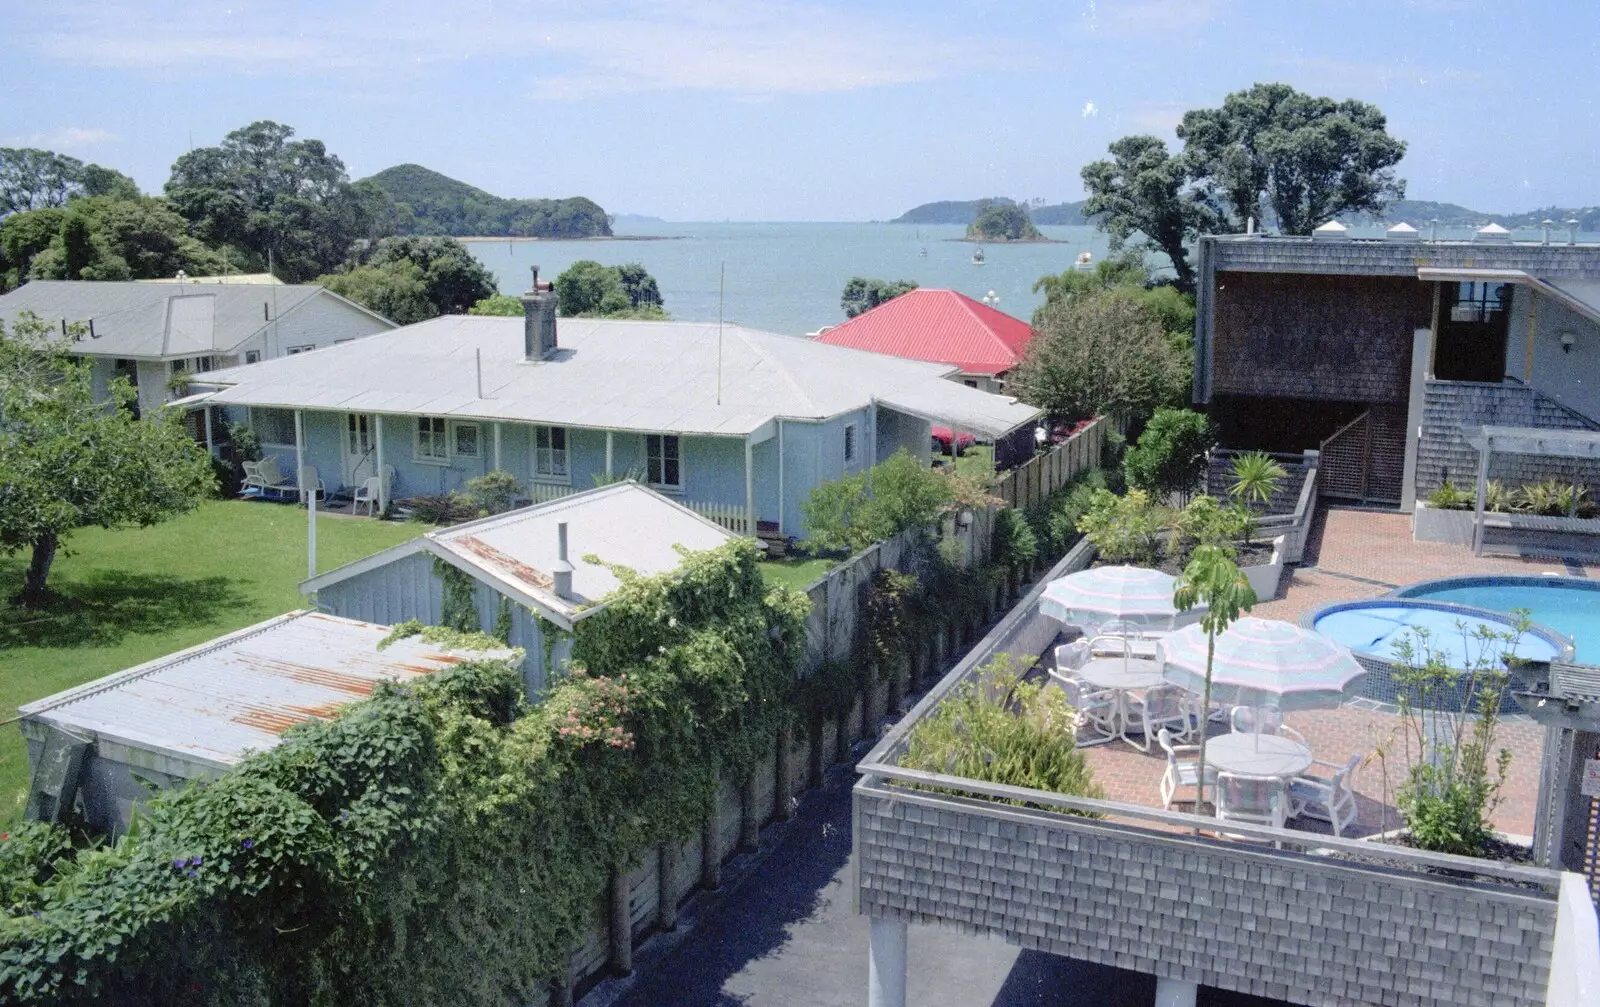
[1392,576,1600,664]
[1311,601,1567,668]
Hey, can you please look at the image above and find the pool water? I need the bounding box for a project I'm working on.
[1394,577,1600,664]
[1313,604,1565,668]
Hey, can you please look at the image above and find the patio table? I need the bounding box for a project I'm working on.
[1077,657,1166,748]
[1204,732,1313,779]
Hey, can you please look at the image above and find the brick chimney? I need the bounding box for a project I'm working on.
[522,265,559,361]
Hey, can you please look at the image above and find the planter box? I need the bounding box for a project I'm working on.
[1239,534,1285,601]
[1413,501,1476,545]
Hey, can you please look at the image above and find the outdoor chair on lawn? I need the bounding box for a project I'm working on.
[1215,772,1287,831]
[1128,684,1195,748]
[352,476,382,516]
[1157,728,1213,812]
[1288,754,1361,837]
[1048,670,1117,745]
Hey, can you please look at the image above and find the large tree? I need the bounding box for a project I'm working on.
[554,260,667,318]
[1011,288,1187,423]
[321,235,499,323]
[0,149,84,216]
[840,276,917,318]
[165,121,388,281]
[0,314,215,606]
[25,196,226,281]
[1178,82,1407,235]
[1080,136,1215,295]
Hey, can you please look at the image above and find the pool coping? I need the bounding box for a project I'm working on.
[1302,595,1578,666]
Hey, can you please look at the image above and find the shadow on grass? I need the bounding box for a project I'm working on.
[0,569,248,651]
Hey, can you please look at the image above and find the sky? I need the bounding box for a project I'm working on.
[2,0,1597,221]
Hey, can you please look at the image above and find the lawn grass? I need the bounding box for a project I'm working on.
[949,444,995,482]
[0,500,427,817]
[758,556,836,592]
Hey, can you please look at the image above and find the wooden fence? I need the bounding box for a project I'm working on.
[989,416,1105,511]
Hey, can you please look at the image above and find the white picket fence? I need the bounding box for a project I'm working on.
[684,500,753,535]
[527,483,578,504]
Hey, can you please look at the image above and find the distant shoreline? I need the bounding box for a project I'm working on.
[456,235,680,243]
[942,237,1069,245]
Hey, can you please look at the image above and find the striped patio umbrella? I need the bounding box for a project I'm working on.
[1038,565,1199,632]
[1160,617,1367,711]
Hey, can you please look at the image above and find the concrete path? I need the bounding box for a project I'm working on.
[582,765,1281,1007]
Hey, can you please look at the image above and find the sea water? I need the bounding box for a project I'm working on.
[464,222,1113,335]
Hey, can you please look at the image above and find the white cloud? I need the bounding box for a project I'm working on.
[28,1,980,99]
[11,127,117,150]
[1081,101,1098,118]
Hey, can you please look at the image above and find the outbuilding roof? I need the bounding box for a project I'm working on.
[0,280,393,359]
[812,289,1033,376]
[18,611,507,775]
[193,314,1040,439]
[302,481,742,629]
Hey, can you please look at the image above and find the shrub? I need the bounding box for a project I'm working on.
[1023,468,1107,559]
[1075,488,1164,565]
[1516,479,1588,517]
[989,507,1037,575]
[1227,450,1287,511]
[899,653,1103,805]
[403,492,479,525]
[801,448,973,554]
[1427,480,1471,510]
[1172,494,1248,560]
[1122,407,1214,504]
[1012,290,1187,424]
[465,470,521,515]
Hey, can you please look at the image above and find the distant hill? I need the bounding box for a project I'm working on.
[893,197,1088,226]
[1345,199,1600,231]
[366,164,612,238]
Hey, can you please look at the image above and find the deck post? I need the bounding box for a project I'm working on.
[492,422,502,472]
[203,406,214,456]
[605,429,614,477]
[608,863,632,976]
[293,410,306,504]
[744,435,755,537]
[777,419,785,534]
[1471,436,1490,556]
[1399,327,1431,512]
[867,916,907,1007]
[374,414,387,515]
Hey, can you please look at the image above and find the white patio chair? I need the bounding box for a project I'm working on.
[1289,754,1361,837]
[352,476,382,516]
[298,465,326,504]
[1215,772,1287,830]
[1087,633,1160,661]
[1053,640,1090,674]
[1128,684,1194,748]
[1230,706,1308,747]
[1157,728,1212,812]
[242,456,290,498]
[1047,669,1117,744]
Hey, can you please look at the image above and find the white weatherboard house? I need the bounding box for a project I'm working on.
[302,481,744,694]
[0,279,395,420]
[19,610,512,835]
[191,272,1040,536]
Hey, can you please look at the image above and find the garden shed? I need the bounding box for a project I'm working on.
[18,610,509,835]
[300,481,743,695]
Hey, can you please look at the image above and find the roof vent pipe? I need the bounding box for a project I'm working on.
[1428,218,1438,241]
[1475,222,1511,243]
[553,521,574,600]
[1542,219,1555,245]
[1568,218,1581,245]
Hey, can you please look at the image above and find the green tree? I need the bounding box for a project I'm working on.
[468,293,523,316]
[0,314,215,606]
[165,121,387,281]
[1080,136,1215,295]
[554,260,667,318]
[339,235,499,317]
[966,199,1041,241]
[0,207,65,289]
[1012,289,1187,423]
[1173,545,1257,815]
[78,164,140,200]
[801,448,963,553]
[26,196,225,282]
[1123,407,1215,503]
[319,259,433,325]
[840,276,918,318]
[0,148,85,215]
[1179,82,1407,235]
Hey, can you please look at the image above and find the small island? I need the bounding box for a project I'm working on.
[965,198,1045,242]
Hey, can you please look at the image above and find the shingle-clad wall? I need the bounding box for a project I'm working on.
[1210,237,1600,279]
[1211,272,1428,403]
[856,785,1558,1007]
[1416,380,1600,496]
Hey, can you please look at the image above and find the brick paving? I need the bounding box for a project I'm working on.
[1079,505,1600,838]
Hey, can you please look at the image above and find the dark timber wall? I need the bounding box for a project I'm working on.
[1211,272,1429,404]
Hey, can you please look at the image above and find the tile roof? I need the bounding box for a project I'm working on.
[0,280,348,359]
[196,314,1041,438]
[812,288,1034,376]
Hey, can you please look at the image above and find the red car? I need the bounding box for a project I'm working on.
[931,426,977,455]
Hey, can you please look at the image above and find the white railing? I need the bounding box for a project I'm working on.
[527,482,577,504]
[684,500,752,536]
[1548,873,1600,1007]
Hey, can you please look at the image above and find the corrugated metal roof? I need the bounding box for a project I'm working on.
[305,482,739,628]
[19,611,508,771]
[196,315,1041,438]
[812,289,1033,375]
[0,280,334,358]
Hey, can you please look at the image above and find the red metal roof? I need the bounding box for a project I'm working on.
[813,289,1033,376]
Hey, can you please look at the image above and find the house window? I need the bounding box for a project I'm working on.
[533,425,569,481]
[245,350,261,364]
[453,422,481,459]
[415,416,448,462]
[347,413,372,456]
[645,434,681,489]
[286,344,315,355]
[255,407,297,446]
[962,378,978,389]
[844,423,858,463]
